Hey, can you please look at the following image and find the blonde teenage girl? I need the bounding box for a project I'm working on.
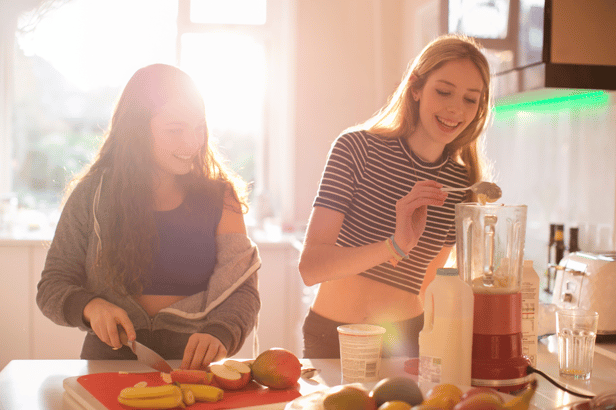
[299,34,492,358]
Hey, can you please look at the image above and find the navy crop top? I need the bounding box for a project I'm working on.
[141,182,224,296]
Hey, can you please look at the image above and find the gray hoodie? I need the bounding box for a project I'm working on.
[36,172,261,356]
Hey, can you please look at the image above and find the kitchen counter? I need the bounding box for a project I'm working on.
[1,339,615,410]
[532,336,616,409]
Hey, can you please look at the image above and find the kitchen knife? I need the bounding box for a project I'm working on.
[118,329,173,373]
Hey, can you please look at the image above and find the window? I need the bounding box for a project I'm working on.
[1,0,295,238]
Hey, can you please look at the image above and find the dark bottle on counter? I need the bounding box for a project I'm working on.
[569,227,580,254]
[546,224,565,294]
[548,224,556,259]
[545,224,557,293]
[554,225,565,263]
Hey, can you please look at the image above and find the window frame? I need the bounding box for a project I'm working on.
[0,0,297,231]
[176,0,297,226]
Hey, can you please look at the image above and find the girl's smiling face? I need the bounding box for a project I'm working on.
[150,97,207,180]
[411,58,484,151]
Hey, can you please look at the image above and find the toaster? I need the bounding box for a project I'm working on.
[552,252,616,335]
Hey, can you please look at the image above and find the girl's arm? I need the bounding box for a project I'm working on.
[181,187,259,369]
[298,206,390,286]
[418,245,454,302]
[216,187,247,235]
[299,180,448,286]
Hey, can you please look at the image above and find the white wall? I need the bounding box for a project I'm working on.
[292,0,438,227]
[485,92,616,276]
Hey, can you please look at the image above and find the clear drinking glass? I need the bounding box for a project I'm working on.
[556,308,599,380]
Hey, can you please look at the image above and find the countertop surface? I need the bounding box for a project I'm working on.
[594,338,616,361]
[1,338,616,410]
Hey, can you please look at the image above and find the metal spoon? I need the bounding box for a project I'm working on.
[441,181,502,202]
[300,367,320,379]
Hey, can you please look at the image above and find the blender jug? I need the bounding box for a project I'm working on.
[456,203,526,292]
[455,203,532,393]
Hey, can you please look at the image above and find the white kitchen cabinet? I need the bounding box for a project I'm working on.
[0,237,307,370]
[0,240,84,370]
[0,245,32,365]
[233,239,306,359]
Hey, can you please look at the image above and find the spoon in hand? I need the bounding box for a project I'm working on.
[441,181,502,202]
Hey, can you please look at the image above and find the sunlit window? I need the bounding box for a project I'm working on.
[448,0,510,39]
[181,32,266,186]
[8,0,177,236]
[190,0,267,25]
[3,0,285,238]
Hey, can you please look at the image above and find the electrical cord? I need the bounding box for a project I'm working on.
[527,366,595,399]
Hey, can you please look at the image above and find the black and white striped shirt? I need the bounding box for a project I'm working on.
[313,131,469,294]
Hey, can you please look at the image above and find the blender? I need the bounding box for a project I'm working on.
[455,203,532,393]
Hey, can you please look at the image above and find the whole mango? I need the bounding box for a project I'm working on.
[251,348,301,389]
[422,384,464,410]
[370,377,423,408]
[323,385,377,410]
[460,387,504,404]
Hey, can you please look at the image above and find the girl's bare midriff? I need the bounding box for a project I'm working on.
[135,295,188,317]
[311,274,424,324]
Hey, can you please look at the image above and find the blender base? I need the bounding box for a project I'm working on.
[471,333,533,394]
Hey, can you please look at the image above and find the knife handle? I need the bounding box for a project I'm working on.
[118,327,130,346]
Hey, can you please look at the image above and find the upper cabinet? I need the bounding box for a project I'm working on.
[441,0,616,99]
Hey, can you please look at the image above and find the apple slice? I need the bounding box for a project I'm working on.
[210,360,252,390]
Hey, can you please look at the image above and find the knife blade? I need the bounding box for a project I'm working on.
[118,329,174,373]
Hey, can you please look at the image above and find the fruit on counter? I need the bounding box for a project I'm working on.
[459,387,504,404]
[452,379,537,410]
[378,400,413,410]
[251,347,302,389]
[410,404,441,409]
[117,384,183,409]
[370,376,424,408]
[452,392,506,410]
[322,385,377,410]
[119,384,181,399]
[179,384,224,402]
[421,383,464,409]
[502,379,537,410]
[209,359,252,390]
[170,369,213,384]
[180,386,196,406]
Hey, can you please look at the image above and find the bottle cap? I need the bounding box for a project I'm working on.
[436,268,459,276]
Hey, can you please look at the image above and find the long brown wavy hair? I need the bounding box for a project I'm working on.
[348,34,493,201]
[66,64,249,294]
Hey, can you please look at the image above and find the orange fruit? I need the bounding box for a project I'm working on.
[377,400,412,410]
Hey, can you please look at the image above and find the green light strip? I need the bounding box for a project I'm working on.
[494,91,610,116]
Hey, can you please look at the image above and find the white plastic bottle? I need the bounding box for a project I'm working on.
[418,268,474,388]
[521,260,540,366]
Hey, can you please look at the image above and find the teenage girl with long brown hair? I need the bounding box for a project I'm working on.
[37,64,260,369]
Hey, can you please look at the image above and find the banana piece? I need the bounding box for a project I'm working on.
[179,385,196,406]
[180,383,224,402]
[118,393,183,409]
[503,379,538,410]
[119,384,181,399]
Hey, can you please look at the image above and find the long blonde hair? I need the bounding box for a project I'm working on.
[350,34,493,199]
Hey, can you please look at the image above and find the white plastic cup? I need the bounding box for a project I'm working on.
[556,308,599,380]
[337,324,386,383]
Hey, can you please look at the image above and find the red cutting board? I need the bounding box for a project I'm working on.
[65,372,301,409]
